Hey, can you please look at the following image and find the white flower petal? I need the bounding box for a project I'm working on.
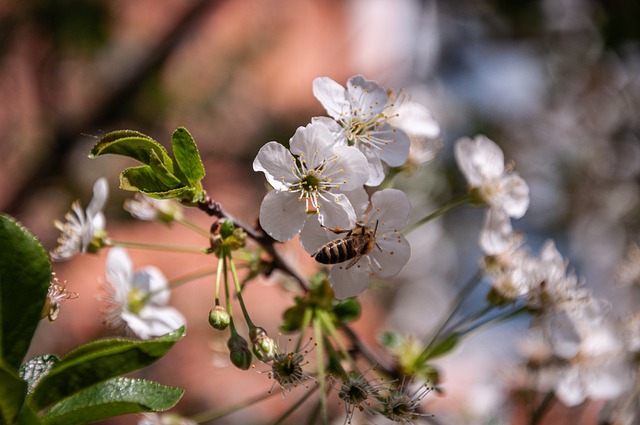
[133,266,170,306]
[122,305,185,340]
[313,77,349,120]
[499,173,530,218]
[373,124,411,167]
[454,135,505,186]
[290,123,335,166]
[347,75,387,118]
[106,248,134,299]
[365,189,411,232]
[329,265,371,299]
[311,116,345,145]
[555,367,586,407]
[317,192,356,230]
[253,141,296,191]
[325,145,369,191]
[479,209,521,255]
[86,177,109,218]
[259,190,308,241]
[370,235,411,278]
[360,147,386,186]
[390,99,441,140]
[299,215,336,255]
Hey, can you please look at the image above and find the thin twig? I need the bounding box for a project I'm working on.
[197,196,310,291]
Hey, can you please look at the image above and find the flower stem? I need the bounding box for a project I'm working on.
[168,267,216,290]
[228,252,255,330]
[215,256,224,304]
[189,391,278,423]
[457,304,528,338]
[529,391,556,425]
[272,386,319,425]
[405,193,473,234]
[176,215,210,238]
[416,271,482,366]
[107,238,209,254]
[295,307,314,353]
[313,316,329,425]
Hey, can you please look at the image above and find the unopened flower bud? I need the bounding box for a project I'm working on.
[227,334,252,370]
[208,306,230,330]
[250,327,277,363]
[220,220,235,239]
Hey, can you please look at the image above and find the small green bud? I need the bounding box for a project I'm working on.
[220,219,235,239]
[333,298,361,323]
[227,334,252,370]
[208,306,230,330]
[250,327,277,363]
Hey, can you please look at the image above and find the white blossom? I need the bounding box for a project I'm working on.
[253,122,369,242]
[300,188,411,298]
[101,248,185,340]
[124,193,184,224]
[51,178,109,261]
[527,296,633,407]
[454,135,529,218]
[312,75,411,186]
[387,90,442,168]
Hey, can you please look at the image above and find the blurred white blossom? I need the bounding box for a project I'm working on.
[101,247,185,340]
[51,178,109,261]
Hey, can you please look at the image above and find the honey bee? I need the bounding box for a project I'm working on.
[312,221,379,269]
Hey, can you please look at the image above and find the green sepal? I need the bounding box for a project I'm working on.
[171,127,205,186]
[28,327,185,410]
[0,214,51,370]
[89,131,174,170]
[0,358,28,425]
[41,377,184,425]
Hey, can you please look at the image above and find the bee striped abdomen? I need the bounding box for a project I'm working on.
[314,238,358,264]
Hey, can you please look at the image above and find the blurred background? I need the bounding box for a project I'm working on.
[1,0,639,423]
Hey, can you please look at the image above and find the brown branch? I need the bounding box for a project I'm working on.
[197,195,310,291]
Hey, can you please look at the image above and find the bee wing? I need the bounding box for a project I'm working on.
[345,254,364,270]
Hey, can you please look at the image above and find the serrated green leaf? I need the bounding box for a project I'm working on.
[0,358,28,424]
[42,378,184,425]
[119,165,174,193]
[29,327,185,410]
[19,355,59,393]
[148,149,183,188]
[0,214,51,369]
[171,127,205,185]
[89,132,174,170]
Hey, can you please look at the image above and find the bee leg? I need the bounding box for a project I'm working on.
[320,225,351,235]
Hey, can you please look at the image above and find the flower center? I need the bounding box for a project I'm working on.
[127,288,147,314]
[300,172,321,193]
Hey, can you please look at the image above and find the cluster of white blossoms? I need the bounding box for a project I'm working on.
[254,75,439,297]
[454,135,636,410]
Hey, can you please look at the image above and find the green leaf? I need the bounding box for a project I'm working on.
[147,149,183,188]
[119,166,178,193]
[0,358,28,425]
[29,327,185,410]
[19,355,60,393]
[0,214,51,369]
[171,127,205,185]
[90,131,174,170]
[423,333,460,361]
[42,378,183,425]
[14,403,42,425]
